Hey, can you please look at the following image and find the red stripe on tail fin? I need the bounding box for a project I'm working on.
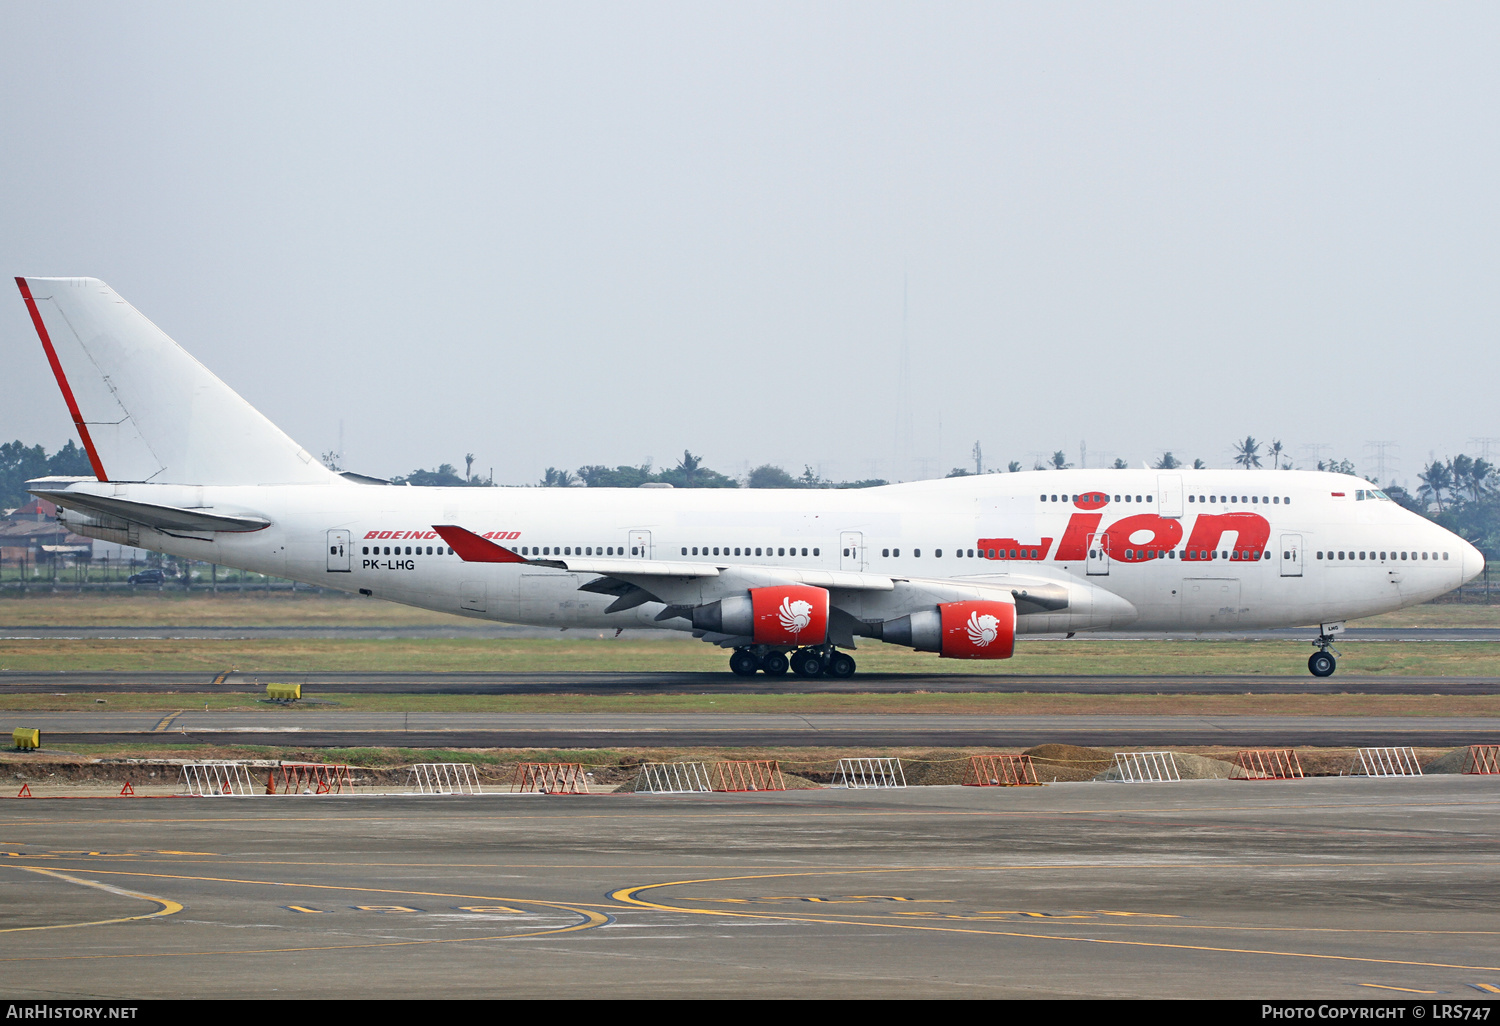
[15,277,108,481]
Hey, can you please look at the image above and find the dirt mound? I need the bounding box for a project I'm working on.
[1023,744,1113,782]
[1422,747,1475,774]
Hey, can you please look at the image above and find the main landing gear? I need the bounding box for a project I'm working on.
[729,644,856,678]
[1308,622,1344,677]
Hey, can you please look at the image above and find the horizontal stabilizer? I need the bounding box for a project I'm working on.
[30,489,270,534]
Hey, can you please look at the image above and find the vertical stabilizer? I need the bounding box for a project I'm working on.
[16,277,332,486]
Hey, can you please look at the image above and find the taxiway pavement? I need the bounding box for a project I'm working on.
[1,777,1496,998]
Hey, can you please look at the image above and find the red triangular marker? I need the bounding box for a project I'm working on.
[17,783,32,798]
[432,525,529,563]
[119,782,135,797]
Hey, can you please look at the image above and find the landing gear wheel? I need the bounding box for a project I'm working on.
[760,652,789,675]
[1308,651,1336,677]
[827,652,856,678]
[729,649,760,677]
[792,651,824,677]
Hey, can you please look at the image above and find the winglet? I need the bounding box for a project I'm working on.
[432,525,528,563]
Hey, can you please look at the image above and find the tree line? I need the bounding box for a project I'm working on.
[543,451,887,490]
[0,440,94,509]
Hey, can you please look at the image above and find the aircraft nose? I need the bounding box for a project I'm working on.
[1461,538,1486,584]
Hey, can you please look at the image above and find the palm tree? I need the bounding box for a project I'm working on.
[1193,458,1207,469]
[1417,461,1453,512]
[1153,452,1181,469]
[1471,458,1496,500]
[1050,450,1072,470]
[1232,436,1262,469]
[1267,439,1285,469]
[541,467,575,487]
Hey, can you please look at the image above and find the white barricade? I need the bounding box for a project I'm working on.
[1112,751,1181,783]
[181,762,257,796]
[834,757,906,788]
[407,763,484,794]
[635,762,712,794]
[1356,747,1423,777]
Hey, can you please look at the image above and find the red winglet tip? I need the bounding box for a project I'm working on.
[432,525,527,563]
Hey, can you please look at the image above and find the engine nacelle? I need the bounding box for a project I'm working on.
[882,600,1015,659]
[691,584,829,645]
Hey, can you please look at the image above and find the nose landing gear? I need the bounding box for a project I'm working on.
[729,644,857,678]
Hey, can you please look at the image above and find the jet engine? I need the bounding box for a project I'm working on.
[690,584,830,646]
[880,600,1015,659]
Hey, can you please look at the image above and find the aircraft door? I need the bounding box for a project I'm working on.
[629,530,652,559]
[1086,533,1110,576]
[840,532,865,571]
[1280,534,1303,577]
[1157,475,1184,518]
[326,529,350,572]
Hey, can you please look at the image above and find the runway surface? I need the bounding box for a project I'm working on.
[25,710,1500,748]
[6,669,1500,695]
[2,777,1497,998]
[4,624,1499,641]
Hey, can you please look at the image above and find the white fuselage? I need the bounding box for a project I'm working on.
[56,468,1482,636]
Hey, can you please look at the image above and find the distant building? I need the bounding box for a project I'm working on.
[0,498,93,563]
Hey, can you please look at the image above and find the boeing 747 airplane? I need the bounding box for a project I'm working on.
[14,277,1483,678]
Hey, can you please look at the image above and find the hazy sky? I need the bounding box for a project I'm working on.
[3,3,1497,488]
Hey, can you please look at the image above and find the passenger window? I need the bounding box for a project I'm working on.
[1114,495,1120,502]
[935,549,943,557]
[778,548,786,556]
[1273,496,1280,504]
[914,549,921,557]
[1444,552,1449,560]
[967,549,975,558]
[757,548,763,556]
[882,548,890,557]
[680,547,687,555]
[1039,494,1047,501]
[1284,497,1291,505]
[893,549,900,557]
[1189,495,1195,503]
[813,548,819,556]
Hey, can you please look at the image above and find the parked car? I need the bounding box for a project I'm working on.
[127,569,167,585]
